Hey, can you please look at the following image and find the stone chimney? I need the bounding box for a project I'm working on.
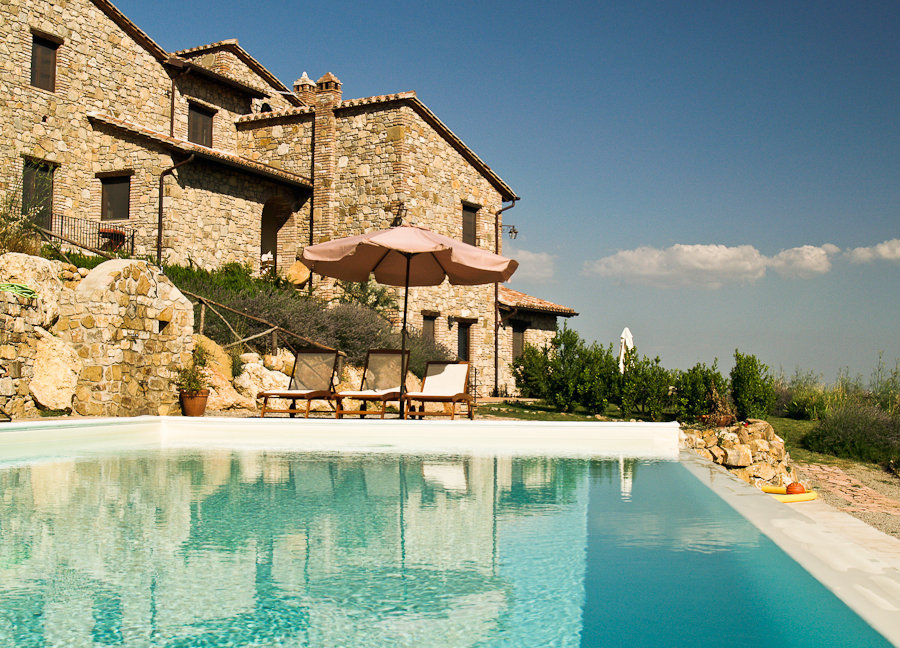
[311,73,342,246]
[315,71,342,105]
[293,71,315,106]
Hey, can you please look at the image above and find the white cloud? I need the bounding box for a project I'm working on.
[769,244,840,278]
[845,238,900,264]
[506,247,556,283]
[584,242,841,288]
[584,243,767,288]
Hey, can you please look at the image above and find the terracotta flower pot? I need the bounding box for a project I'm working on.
[179,389,209,417]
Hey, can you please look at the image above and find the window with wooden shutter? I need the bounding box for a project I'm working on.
[512,322,527,360]
[101,176,131,221]
[457,321,473,361]
[462,204,477,246]
[422,314,436,342]
[188,104,214,147]
[31,35,59,92]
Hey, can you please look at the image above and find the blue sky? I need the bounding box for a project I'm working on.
[116,0,899,380]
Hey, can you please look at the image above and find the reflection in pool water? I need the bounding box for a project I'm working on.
[0,452,891,647]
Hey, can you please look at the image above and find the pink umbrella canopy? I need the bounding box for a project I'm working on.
[301,225,518,413]
[300,226,518,286]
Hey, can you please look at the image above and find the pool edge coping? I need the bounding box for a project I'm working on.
[680,450,900,647]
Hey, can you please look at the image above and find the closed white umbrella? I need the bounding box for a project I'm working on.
[618,327,634,374]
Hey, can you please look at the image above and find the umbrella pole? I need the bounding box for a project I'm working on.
[400,253,410,418]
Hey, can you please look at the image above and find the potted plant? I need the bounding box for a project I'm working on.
[176,343,210,416]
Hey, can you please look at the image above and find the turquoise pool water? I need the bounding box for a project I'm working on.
[0,449,892,647]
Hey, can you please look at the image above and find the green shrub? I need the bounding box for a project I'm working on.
[544,324,584,412]
[773,369,827,420]
[575,342,620,414]
[870,353,900,417]
[336,278,398,317]
[804,400,900,466]
[621,348,674,421]
[511,344,550,399]
[730,350,775,420]
[511,325,618,414]
[674,361,728,422]
[0,181,42,255]
[162,263,451,379]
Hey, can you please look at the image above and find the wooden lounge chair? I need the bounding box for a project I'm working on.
[402,360,474,420]
[334,349,410,419]
[257,348,341,418]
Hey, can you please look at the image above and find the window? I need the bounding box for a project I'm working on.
[22,160,54,228]
[31,34,60,92]
[457,320,473,362]
[188,104,214,147]
[512,322,528,360]
[100,175,131,221]
[462,204,477,246]
[422,313,437,342]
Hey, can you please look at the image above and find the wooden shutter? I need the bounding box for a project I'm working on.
[31,36,58,92]
[188,104,214,147]
[101,176,131,221]
[462,205,477,246]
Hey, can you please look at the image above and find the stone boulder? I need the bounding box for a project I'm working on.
[0,252,66,326]
[234,360,290,401]
[204,367,255,411]
[263,348,295,375]
[29,328,81,411]
[285,260,311,286]
[194,334,232,380]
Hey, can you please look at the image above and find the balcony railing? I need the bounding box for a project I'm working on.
[34,213,136,256]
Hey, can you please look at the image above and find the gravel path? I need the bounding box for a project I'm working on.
[796,461,900,539]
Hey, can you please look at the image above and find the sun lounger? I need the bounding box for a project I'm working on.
[402,360,474,420]
[257,348,341,418]
[334,349,410,419]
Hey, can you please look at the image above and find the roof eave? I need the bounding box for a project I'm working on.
[165,58,268,99]
[334,94,519,202]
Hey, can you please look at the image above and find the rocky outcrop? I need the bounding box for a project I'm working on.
[194,334,233,380]
[29,328,81,411]
[0,252,65,326]
[204,367,256,411]
[682,419,800,487]
[234,354,291,403]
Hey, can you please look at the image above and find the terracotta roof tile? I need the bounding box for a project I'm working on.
[172,39,299,102]
[236,91,517,201]
[87,113,311,189]
[499,286,578,316]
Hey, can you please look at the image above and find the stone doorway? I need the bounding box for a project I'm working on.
[260,197,292,274]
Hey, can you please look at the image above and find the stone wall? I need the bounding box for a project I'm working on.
[54,259,194,417]
[0,291,44,418]
[682,419,800,487]
[0,0,173,200]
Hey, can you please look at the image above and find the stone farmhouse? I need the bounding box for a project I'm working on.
[1,0,577,396]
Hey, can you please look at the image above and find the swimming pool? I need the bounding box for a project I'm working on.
[0,418,897,647]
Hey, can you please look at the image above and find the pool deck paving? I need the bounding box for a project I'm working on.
[797,462,900,516]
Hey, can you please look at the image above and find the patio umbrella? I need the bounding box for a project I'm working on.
[618,327,634,374]
[300,225,518,407]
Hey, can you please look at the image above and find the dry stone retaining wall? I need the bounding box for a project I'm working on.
[682,419,800,487]
[53,259,194,417]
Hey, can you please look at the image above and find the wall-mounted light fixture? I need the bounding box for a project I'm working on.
[391,202,407,227]
[501,224,518,239]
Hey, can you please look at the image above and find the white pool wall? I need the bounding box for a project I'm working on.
[0,416,682,462]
